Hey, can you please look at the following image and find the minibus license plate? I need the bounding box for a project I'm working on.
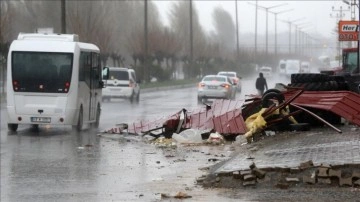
[31,117,51,123]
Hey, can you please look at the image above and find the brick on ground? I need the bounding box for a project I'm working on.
[352,170,360,179]
[339,177,353,186]
[244,174,256,181]
[303,175,316,184]
[252,168,266,179]
[317,167,329,178]
[299,160,314,170]
[240,170,252,177]
[317,178,332,185]
[328,169,342,179]
[232,171,241,179]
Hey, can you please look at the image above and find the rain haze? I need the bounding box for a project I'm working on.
[154,0,352,36]
[2,1,360,202]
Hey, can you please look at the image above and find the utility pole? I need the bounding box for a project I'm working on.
[190,0,193,78]
[235,0,239,62]
[331,5,349,64]
[61,0,66,33]
[269,9,293,55]
[144,0,148,82]
[293,22,310,54]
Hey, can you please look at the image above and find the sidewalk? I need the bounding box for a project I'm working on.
[214,125,360,174]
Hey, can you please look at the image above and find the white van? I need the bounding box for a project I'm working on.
[285,60,300,76]
[102,67,140,103]
[7,33,105,132]
[278,60,287,75]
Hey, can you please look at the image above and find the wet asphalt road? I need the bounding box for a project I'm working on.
[0,77,290,202]
[0,86,200,201]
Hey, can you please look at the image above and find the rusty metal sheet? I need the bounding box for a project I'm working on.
[123,99,247,135]
[185,99,247,134]
[284,90,360,126]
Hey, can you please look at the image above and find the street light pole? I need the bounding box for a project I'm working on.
[294,22,310,54]
[144,0,148,82]
[279,18,305,54]
[269,9,293,55]
[248,2,287,55]
[61,0,66,34]
[235,0,240,62]
[190,0,193,78]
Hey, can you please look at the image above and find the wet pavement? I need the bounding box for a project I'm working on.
[215,125,360,174]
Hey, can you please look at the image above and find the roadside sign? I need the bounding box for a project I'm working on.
[338,21,359,41]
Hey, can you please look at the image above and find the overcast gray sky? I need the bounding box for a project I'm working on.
[154,0,356,38]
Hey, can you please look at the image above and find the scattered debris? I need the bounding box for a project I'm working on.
[206,132,225,145]
[101,87,360,146]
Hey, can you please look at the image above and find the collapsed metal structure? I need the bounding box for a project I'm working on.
[106,89,360,137]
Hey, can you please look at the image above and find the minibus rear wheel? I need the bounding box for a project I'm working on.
[8,124,18,132]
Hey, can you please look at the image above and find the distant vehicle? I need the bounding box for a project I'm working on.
[7,33,105,132]
[197,75,236,104]
[217,71,242,92]
[102,67,140,103]
[300,61,310,73]
[285,60,301,76]
[259,66,272,78]
[278,60,287,74]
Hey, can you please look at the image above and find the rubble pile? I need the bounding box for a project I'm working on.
[197,161,360,189]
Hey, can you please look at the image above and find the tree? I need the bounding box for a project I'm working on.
[67,1,115,66]
[212,6,236,59]
[168,1,207,78]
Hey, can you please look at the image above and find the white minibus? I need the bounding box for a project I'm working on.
[6,33,107,132]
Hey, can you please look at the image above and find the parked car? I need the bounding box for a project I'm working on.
[197,75,236,104]
[102,67,140,103]
[217,71,242,92]
[259,66,272,78]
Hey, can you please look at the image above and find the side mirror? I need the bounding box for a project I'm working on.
[102,67,109,80]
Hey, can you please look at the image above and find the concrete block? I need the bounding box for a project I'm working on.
[328,169,342,178]
[317,167,329,178]
[243,180,256,186]
[299,160,314,170]
[290,168,301,174]
[339,177,353,186]
[352,170,360,179]
[317,178,331,185]
[286,177,300,182]
[232,171,242,179]
[244,174,256,181]
[240,170,252,177]
[303,175,316,184]
[252,168,266,179]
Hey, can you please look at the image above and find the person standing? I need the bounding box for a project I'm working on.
[255,72,268,96]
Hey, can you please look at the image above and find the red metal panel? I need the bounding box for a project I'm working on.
[125,99,248,135]
[284,91,360,126]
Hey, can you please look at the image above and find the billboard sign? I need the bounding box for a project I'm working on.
[338,21,359,41]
